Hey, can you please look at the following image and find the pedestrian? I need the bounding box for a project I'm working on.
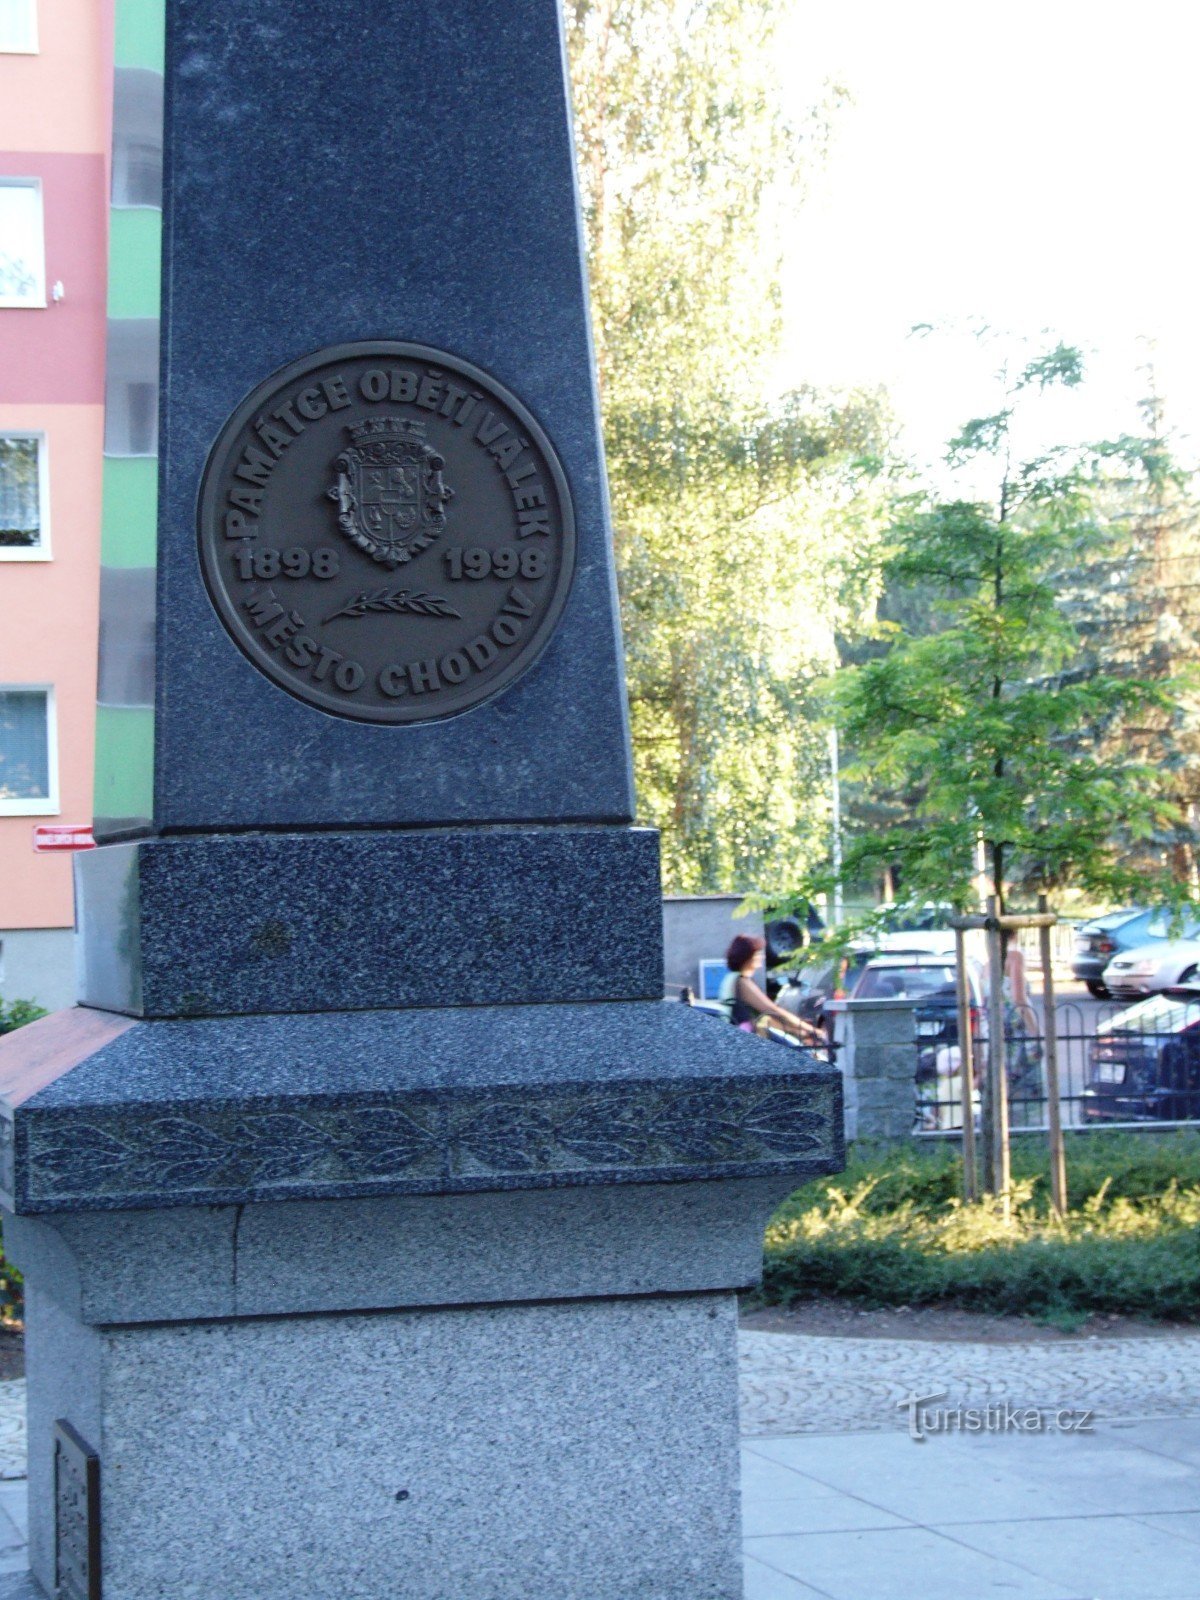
[717,934,826,1047]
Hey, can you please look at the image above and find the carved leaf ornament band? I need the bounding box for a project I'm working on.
[16,1081,837,1207]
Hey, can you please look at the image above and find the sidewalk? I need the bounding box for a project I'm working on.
[743,1417,1200,1600]
[742,1322,1200,1600]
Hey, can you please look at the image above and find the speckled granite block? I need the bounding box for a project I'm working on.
[22,1286,101,1595]
[0,1575,42,1599]
[4,1176,794,1324]
[74,826,663,1017]
[31,1294,742,1600]
[0,1003,843,1214]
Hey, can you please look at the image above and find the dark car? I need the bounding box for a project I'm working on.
[1081,987,1200,1122]
[912,968,1043,1128]
[1072,908,1163,997]
[913,973,983,1063]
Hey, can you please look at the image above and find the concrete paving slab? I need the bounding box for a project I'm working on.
[740,1451,908,1536]
[746,1420,1200,1525]
[743,1555,836,1600]
[745,1432,1094,1525]
[1112,1417,1200,1470]
[746,1524,1082,1600]
[743,1491,908,1539]
[0,1495,24,1541]
[944,1512,1200,1599]
[1131,1510,1200,1546]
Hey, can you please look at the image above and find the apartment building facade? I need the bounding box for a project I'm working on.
[0,0,161,1010]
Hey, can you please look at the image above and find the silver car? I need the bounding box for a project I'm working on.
[1104,922,1200,999]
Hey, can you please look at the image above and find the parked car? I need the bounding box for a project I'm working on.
[912,968,1043,1130]
[912,969,984,1061]
[776,945,946,1033]
[1072,908,1185,998]
[1075,908,1158,992]
[1082,987,1200,1122]
[852,954,966,1001]
[1103,922,1200,1000]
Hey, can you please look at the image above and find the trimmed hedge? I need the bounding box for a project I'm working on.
[760,1132,1200,1324]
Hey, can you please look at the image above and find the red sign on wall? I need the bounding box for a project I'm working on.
[32,825,96,853]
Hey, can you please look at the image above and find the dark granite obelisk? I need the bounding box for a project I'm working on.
[0,3,842,1596]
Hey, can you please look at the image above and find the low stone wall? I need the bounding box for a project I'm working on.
[832,997,919,1143]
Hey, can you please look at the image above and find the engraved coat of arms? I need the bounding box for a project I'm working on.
[327,416,453,567]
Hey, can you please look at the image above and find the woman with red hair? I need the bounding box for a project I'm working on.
[718,935,825,1046]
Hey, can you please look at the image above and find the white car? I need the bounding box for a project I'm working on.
[872,929,957,957]
[1104,928,1200,1000]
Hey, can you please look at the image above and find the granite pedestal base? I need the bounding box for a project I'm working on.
[8,1180,790,1600]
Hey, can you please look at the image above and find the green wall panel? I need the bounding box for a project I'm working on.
[93,704,154,828]
[100,458,158,567]
[107,210,162,318]
[114,0,165,71]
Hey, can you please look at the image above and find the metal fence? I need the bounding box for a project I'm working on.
[914,994,1200,1134]
[1013,922,1078,974]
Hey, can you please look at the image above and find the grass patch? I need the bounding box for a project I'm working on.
[760,1131,1200,1323]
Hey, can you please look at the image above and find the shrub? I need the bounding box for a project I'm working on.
[0,999,47,1036]
[0,998,42,1320]
[760,1132,1200,1322]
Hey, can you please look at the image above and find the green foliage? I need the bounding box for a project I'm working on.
[0,1245,21,1325]
[802,337,1195,916]
[0,1000,45,1318]
[760,1134,1200,1321]
[0,998,46,1036]
[566,0,899,889]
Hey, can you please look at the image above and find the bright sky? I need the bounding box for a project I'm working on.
[775,0,1200,478]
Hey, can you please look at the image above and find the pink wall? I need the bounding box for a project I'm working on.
[0,0,107,154]
[0,153,108,405]
[0,404,104,927]
[0,1,109,933]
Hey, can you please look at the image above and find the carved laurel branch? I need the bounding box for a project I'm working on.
[324,588,462,623]
[25,1085,834,1201]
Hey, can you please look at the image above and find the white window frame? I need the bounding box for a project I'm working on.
[0,683,59,816]
[0,430,50,561]
[0,177,46,309]
[0,0,38,54]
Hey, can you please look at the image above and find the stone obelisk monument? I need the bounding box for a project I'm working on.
[0,3,841,1596]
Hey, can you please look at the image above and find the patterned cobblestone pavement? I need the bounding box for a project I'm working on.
[0,1391,22,1484]
[739,1328,1200,1437]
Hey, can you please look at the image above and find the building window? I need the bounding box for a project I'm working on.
[0,179,45,308]
[0,687,58,815]
[0,0,37,54]
[112,68,164,208]
[104,319,159,457]
[0,433,49,558]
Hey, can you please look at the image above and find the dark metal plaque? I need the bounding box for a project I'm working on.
[198,342,576,724]
[54,1420,100,1600]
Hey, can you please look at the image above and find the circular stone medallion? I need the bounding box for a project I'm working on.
[198,342,576,724]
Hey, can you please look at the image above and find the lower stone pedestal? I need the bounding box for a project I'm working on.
[0,1000,842,1598]
[9,1179,791,1600]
